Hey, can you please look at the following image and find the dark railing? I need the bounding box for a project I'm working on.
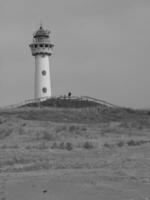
[1,96,120,109]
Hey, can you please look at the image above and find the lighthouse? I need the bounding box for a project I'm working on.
[29,25,54,99]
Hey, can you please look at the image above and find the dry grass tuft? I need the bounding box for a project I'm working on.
[51,142,73,151]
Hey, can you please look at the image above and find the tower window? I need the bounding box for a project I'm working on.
[42,87,47,93]
[45,44,48,47]
[40,44,43,47]
[42,70,46,75]
[35,44,37,48]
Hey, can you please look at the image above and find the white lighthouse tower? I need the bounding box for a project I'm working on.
[29,25,54,100]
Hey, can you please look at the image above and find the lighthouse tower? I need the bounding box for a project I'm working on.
[29,25,54,99]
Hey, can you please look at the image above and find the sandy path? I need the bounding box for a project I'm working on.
[1,170,150,200]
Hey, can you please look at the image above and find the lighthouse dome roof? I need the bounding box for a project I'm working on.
[34,25,50,38]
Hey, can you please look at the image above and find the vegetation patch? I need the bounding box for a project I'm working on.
[0,127,12,139]
[83,141,95,149]
[51,142,73,151]
[127,140,150,146]
[116,141,125,147]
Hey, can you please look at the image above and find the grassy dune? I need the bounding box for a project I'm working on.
[0,106,150,199]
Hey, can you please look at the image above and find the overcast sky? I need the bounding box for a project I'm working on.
[1,0,150,108]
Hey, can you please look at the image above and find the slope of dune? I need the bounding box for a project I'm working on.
[0,106,150,199]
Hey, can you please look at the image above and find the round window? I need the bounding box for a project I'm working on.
[42,70,46,76]
[42,87,47,93]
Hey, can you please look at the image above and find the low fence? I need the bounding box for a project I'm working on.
[1,95,120,110]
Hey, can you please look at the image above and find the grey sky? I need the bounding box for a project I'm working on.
[0,0,150,108]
